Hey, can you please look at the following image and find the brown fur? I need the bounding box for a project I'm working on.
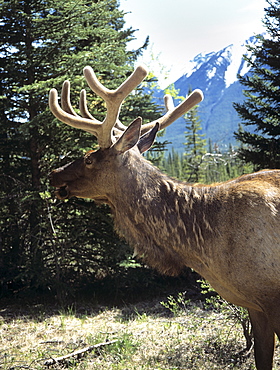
[49,67,280,370]
[51,145,280,370]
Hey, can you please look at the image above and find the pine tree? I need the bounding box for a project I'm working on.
[183,96,206,182]
[233,0,280,169]
[0,0,159,297]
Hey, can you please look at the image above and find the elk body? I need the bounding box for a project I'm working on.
[49,65,280,370]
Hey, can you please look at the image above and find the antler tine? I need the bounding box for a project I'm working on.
[164,94,175,112]
[84,65,148,103]
[61,81,79,116]
[80,88,127,131]
[83,65,148,148]
[140,89,204,135]
[49,87,102,136]
[79,89,95,120]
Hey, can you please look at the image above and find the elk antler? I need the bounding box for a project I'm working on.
[139,89,204,135]
[49,65,148,148]
[49,65,204,148]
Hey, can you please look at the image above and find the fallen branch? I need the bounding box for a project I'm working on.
[44,339,118,366]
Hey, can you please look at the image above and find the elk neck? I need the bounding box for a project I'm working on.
[108,150,222,276]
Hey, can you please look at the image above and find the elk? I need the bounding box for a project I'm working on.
[49,65,280,370]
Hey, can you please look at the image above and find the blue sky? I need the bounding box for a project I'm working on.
[119,0,267,86]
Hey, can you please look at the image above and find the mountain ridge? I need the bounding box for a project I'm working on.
[156,35,259,153]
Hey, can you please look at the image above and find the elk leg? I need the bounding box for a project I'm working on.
[248,308,275,370]
[266,303,280,341]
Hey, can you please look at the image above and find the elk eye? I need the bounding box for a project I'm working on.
[85,157,92,165]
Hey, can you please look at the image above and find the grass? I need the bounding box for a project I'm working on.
[0,298,279,369]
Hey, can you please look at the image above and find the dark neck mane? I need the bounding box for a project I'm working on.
[111,154,218,275]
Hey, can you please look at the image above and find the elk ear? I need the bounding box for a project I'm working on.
[137,122,160,153]
[114,117,142,153]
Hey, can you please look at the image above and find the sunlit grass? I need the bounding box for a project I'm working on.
[0,300,279,369]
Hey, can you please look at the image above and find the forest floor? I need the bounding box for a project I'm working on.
[0,296,279,370]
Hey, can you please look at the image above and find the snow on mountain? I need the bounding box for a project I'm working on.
[223,37,258,87]
[158,36,260,153]
[184,51,216,78]
[223,44,244,87]
[183,35,258,89]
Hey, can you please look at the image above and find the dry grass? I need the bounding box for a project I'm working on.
[0,299,279,369]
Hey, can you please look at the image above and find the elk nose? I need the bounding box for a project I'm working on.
[49,169,63,187]
[55,185,69,200]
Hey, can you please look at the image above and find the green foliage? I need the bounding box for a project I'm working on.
[158,87,252,183]
[183,93,207,182]
[164,83,184,100]
[161,282,253,353]
[203,141,253,184]
[161,292,191,316]
[233,0,280,169]
[161,142,253,184]
[0,0,160,299]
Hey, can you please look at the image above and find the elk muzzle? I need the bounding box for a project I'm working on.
[50,158,85,200]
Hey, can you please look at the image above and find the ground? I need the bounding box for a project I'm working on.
[0,297,279,369]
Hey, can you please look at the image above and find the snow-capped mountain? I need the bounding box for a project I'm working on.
[158,36,260,152]
[183,38,254,87]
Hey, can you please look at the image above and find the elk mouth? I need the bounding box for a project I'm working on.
[55,185,70,200]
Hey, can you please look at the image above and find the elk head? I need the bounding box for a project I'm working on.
[49,65,203,203]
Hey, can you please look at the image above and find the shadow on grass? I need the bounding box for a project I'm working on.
[146,338,254,369]
[0,267,204,322]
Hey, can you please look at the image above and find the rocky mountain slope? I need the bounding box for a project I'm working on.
[157,36,259,153]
